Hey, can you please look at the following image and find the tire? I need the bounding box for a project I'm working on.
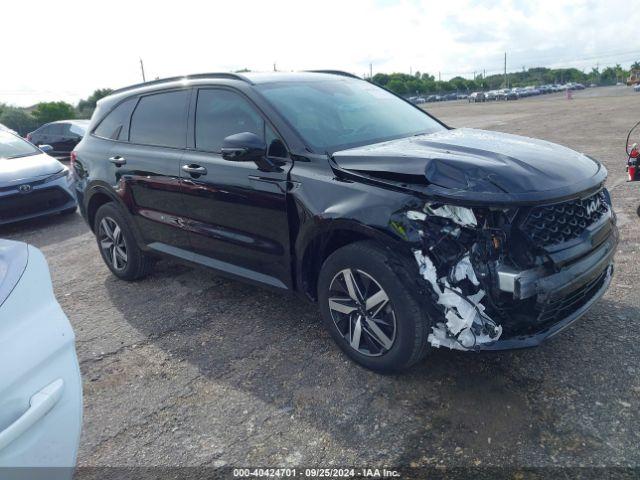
[93,202,153,281]
[318,241,431,373]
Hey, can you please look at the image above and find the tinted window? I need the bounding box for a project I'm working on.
[49,124,64,135]
[257,79,445,152]
[94,98,137,140]
[37,125,51,135]
[195,89,264,152]
[69,123,86,137]
[130,91,188,148]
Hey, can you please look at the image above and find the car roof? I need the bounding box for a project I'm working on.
[96,71,365,115]
[48,119,90,125]
[241,71,357,84]
[108,71,360,96]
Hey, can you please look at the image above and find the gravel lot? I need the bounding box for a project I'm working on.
[3,85,639,471]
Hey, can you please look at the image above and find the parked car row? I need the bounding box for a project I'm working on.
[468,82,588,102]
[408,92,468,104]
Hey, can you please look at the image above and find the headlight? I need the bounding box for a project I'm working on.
[43,168,70,183]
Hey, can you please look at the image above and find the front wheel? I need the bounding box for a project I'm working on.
[318,241,431,372]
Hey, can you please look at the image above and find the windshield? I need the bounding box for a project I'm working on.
[257,79,445,152]
[0,130,40,159]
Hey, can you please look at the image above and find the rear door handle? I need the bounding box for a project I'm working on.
[181,164,207,176]
[109,155,126,166]
[0,379,64,451]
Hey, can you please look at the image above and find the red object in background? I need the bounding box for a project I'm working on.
[70,151,77,172]
[629,165,637,181]
[630,147,639,158]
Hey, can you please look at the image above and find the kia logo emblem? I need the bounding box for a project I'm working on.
[18,184,32,193]
[586,198,600,216]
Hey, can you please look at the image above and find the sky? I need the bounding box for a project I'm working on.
[2,0,639,106]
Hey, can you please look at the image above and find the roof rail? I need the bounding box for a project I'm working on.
[306,70,362,80]
[109,72,253,96]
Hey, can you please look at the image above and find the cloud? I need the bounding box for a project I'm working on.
[1,0,639,106]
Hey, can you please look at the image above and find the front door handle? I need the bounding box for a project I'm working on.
[109,155,126,166]
[181,164,207,176]
[0,379,64,451]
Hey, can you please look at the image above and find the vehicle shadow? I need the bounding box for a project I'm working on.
[103,259,638,466]
[0,211,88,248]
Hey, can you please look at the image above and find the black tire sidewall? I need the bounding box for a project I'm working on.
[318,241,429,372]
[94,203,147,280]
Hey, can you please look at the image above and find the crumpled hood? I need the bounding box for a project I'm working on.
[0,152,64,184]
[332,128,606,204]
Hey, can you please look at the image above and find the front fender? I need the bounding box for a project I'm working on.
[82,181,147,249]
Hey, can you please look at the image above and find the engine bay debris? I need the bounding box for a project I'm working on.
[407,203,502,350]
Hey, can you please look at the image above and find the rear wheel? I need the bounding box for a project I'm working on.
[318,241,431,372]
[94,203,152,280]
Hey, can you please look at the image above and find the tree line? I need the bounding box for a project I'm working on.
[372,63,639,96]
[1,61,638,135]
[0,88,113,136]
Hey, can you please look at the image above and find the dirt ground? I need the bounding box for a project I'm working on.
[3,85,639,471]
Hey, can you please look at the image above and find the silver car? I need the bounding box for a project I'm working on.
[0,130,77,225]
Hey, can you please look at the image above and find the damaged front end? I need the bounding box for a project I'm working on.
[395,191,617,352]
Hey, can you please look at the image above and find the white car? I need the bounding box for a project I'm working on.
[0,123,17,136]
[0,240,82,477]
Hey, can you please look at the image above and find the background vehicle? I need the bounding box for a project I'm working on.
[74,71,617,372]
[0,240,82,477]
[506,89,519,100]
[468,92,485,102]
[0,130,77,225]
[26,120,89,160]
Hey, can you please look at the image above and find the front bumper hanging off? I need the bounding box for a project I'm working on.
[483,228,618,350]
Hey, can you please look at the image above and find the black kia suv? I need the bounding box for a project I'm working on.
[74,71,617,372]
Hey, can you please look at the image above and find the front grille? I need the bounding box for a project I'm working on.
[521,190,609,247]
[535,266,609,326]
[0,187,71,221]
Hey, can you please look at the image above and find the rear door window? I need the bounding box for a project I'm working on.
[59,123,72,136]
[129,90,189,148]
[49,124,64,135]
[94,98,138,141]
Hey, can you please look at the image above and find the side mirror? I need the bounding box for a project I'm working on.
[221,132,265,162]
[39,144,53,153]
[221,132,281,172]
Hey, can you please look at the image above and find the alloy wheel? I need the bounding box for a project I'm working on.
[98,216,127,271]
[327,268,397,356]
